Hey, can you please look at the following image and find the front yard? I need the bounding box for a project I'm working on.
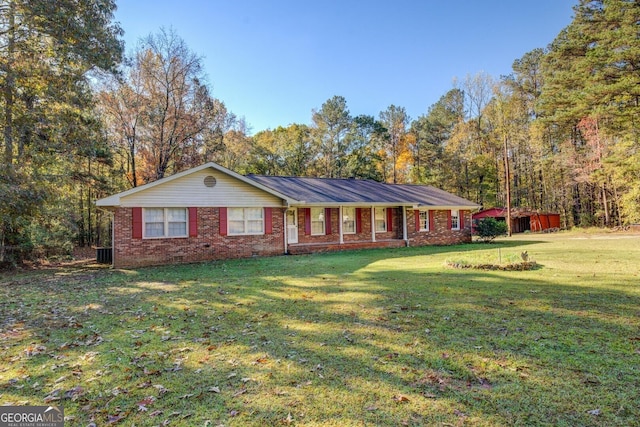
[1,232,639,426]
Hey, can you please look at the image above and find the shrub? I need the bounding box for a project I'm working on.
[476,217,508,242]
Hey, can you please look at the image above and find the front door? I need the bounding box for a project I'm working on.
[287,209,298,244]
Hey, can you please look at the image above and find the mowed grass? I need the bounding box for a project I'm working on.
[1,232,639,426]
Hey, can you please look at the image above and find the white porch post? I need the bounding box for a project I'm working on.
[339,205,344,244]
[402,206,409,246]
[371,206,376,242]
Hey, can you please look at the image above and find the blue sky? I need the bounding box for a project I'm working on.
[114,1,576,134]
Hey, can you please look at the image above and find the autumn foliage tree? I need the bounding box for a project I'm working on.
[1,0,122,263]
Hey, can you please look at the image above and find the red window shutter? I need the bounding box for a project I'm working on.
[219,207,227,236]
[429,210,435,231]
[459,210,465,230]
[414,210,421,232]
[355,208,362,233]
[447,210,452,230]
[189,207,198,237]
[265,207,273,234]
[132,207,143,239]
[325,208,331,235]
[386,208,393,232]
[305,208,311,235]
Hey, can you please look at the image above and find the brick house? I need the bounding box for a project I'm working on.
[96,162,480,268]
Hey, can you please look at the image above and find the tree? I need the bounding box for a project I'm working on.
[249,124,314,176]
[538,0,640,225]
[409,89,464,186]
[99,28,234,186]
[311,96,352,178]
[379,105,410,183]
[345,115,385,180]
[136,28,215,181]
[1,0,123,263]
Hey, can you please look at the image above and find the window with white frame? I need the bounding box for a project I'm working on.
[375,207,387,232]
[451,209,460,230]
[310,207,325,235]
[343,207,356,234]
[228,207,264,235]
[144,208,188,238]
[419,210,430,231]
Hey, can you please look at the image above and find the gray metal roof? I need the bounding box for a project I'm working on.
[246,175,480,208]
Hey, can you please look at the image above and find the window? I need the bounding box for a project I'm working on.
[451,210,460,230]
[310,208,325,235]
[375,208,387,232]
[228,207,264,235]
[342,207,356,234]
[144,208,188,238]
[419,210,430,231]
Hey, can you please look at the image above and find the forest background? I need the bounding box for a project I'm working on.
[1,0,639,264]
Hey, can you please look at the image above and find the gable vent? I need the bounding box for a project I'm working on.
[204,175,217,188]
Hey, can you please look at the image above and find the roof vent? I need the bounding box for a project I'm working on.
[204,175,217,188]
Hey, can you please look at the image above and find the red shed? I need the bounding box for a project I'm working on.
[473,208,560,233]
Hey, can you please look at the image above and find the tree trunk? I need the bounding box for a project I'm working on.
[3,3,15,167]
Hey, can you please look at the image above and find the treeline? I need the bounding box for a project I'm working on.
[1,0,639,264]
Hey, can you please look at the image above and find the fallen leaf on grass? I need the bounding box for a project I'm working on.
[24,344,47,357]
[178,393,194,399]
[106,413,126,424]
[137,396,155,411]
[588,409,601,416]
[43,388,61,403]
[64,386,85,400]
[153,384,169,394]
[393,394,410,403]
[229,410,240,417]
[143,367,161,376]
[233,389,247,398]
[283,412,294,424]
[208,386,221,393]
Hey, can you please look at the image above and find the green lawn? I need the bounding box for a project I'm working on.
[1,232,639,426]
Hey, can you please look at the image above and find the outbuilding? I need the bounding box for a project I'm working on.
[472,207,561,233]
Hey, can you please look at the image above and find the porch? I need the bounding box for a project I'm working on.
[287,239,407,255]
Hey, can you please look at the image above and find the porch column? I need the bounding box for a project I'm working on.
[339,205,344,244]
[402,206,408,246]
[371,206,376,242]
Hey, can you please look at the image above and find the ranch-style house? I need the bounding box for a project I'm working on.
[96,162,480,268]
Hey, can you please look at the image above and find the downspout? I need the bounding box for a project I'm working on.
[283,208,288,255]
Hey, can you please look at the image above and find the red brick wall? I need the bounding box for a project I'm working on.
[113,207,285,268]
[407,209,472,245]
[113,206,472,267]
